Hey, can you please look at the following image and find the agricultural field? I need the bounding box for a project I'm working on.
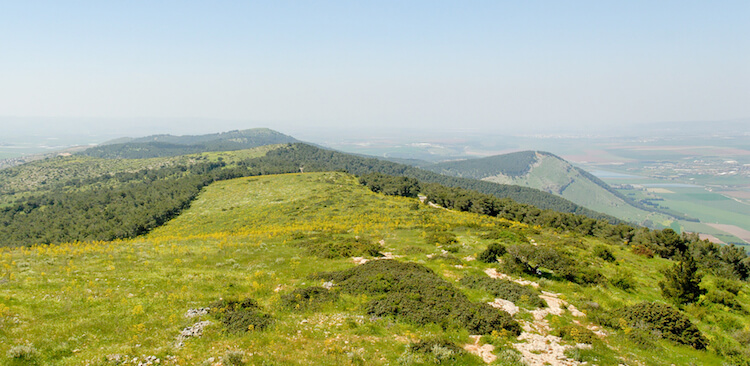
[1,172,748,365]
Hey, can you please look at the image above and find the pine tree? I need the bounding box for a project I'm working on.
[659,253,705,305]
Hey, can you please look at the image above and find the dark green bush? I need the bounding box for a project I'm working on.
[659,254,705,305]
[459,275,545,308]
[617,302,707,349]
[314,260,521,335]
[477,243,507,263]
[503,244,604,285]
[280,286,338,311]
[209,297,273,333]
[592,244,616,262]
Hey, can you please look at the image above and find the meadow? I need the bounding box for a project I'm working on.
[1,172,748,365]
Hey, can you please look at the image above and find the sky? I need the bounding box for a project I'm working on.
[1,1,748,138]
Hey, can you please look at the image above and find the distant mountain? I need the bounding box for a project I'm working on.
[83,128,299,158]
[423,151,678,226]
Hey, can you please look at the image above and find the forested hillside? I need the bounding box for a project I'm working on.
[0,143,621,247]
[82,128,298,158]
[423,151,686,226]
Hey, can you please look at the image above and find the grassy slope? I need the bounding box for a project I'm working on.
[0,172,746,365]
[0,145,280,206]
[477,154,673,226]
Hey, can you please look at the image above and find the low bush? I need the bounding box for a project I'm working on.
[477,243,507,263]
[398,339,462,365]
[592,244,616,262]
[617,302,707,349]
[631,244,654,258]
[209,297,273,333]
[425,230,458,246]
[609,270,637,291]
[704,289,743,311]
[314,260,521,335]
[459,275,545,308]
[502,244,604,285]
[6,342,39,361]
[715,278,743,295]
[280,286,339,311]
[294,234,381,259]
[554,325,599,344]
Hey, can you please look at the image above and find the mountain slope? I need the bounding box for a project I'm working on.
[1,143,622,248]
[425,151,675,226]
[83,128,298,158]
[1,172,746,365]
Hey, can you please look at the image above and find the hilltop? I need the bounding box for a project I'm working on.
[423,151,681,227]
[1,171,748,365]
[82,128,299,159]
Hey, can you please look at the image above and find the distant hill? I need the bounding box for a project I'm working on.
[423,151,681,226]
[82,128,298,158]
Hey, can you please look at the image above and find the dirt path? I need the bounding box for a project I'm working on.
[466,270,605,365]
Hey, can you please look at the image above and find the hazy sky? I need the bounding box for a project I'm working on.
[1,1,748,136]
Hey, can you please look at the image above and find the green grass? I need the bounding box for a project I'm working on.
[0,172,748,365]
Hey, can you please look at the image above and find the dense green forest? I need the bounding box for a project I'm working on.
[425,151,540,178]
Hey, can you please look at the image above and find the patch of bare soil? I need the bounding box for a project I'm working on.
[463,335,497,364]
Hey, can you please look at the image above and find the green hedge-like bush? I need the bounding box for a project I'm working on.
[592,244,616,262]
[501,245,605,285]
[209,298,273,333]
[314,260,521,335]
[459,275,545,308]
[617,302,707,349]
[280,286,339,311]
[477,243,507,263]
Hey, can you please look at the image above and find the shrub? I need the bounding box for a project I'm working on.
[592,244,616,262]
[631,244,654,258]
[617,302,707,349]
[295,234,381,259]
[477,243,507,263]
[209,297,273,333]
[444,244,461,254]
[704,289,743,311]
[459,275,545,308]
[503,244,604,285]
[425,230,458,246]
[554,325,598,344]
[314,260,521,335]
[659,254,705,305]
[715,277,743,295]
[609,270,636,291]
[280,286,338,311]
[6,342,39,361]
[223,350,246,366]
